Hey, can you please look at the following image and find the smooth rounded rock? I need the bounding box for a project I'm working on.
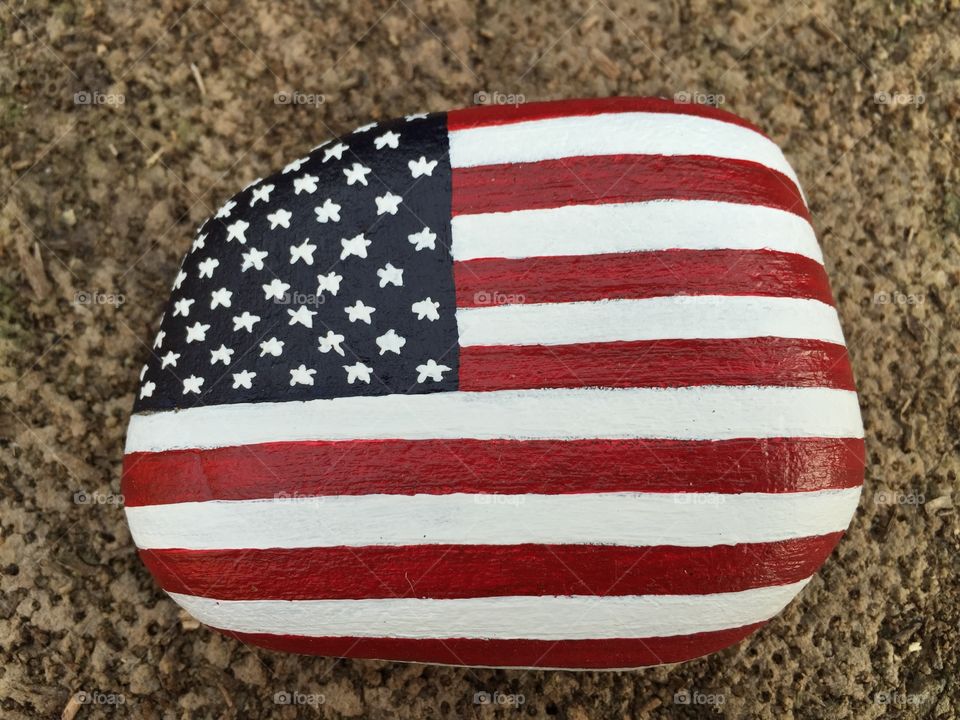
[123,98,864,670]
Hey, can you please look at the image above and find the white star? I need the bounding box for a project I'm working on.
[173,298,195,317]
[345,300,375,324]
[289,238,317,265]
[318,330,346,356]
[405,112,428,121]
[197,257,220,279]
[210,287,232,309]
[343,162,371,186]
[374,130,400,149]
[210,344,234,365]
[316,271,343,297]
[140,364,148,381]
[343,362,373,384]
[340,233,371,260]
[215,199,236,219]
[249,183,275,206]
[139,380,155,399]
[183,375,204,394]
[412,297,440,321]
[244,177,263,191]
[259,337,284,357]
[408,227,437,251]
[185,322,210,343]
[377,263,403,288]
[232,369,256,389]
[322,142,348,162]
[409,156,438,178]
[173,270,187,290]
[376,329,406,355]
[375,192,402,215]
[354,121,378,133]
[262,278,291,301]
[282,157,307,174]
[191,233,206,252]
[153,330,165,349]
[160,351,180,369]
[416,359,451,383]
[293,174,319,194]
[267,208,293,229]
[290,364,316,386]
[241,247,268,272]
[314,199,341,223]
[288,305,317,328]
[232,311,261,332]
[226,219,249,244]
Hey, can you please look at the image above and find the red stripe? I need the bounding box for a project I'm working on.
[451,154,809,220]
[141,534,842,601]
[447,96,767,136]
[122,437,864,506]
[455,249,834,306]
[460,338,855,392]
[214,623,766,668]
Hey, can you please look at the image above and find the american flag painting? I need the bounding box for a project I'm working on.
[123,97,865,670]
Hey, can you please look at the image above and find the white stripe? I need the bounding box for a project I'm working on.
[168,579,811,639]
[456,296,844,347]
[125,487,861,550]
[125,386,864,452]
[451,200,822,263]
[449,112,804,194]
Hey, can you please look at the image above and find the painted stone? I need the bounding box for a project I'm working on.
[123,98,864,670]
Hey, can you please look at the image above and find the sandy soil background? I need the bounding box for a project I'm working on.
[1,1,957,718]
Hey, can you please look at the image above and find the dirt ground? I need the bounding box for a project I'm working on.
[0,1,957,718]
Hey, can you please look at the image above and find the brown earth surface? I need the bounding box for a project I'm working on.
[1,1,958,718]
